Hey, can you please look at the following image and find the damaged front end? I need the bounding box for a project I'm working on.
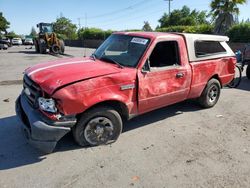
[15,75,76,153]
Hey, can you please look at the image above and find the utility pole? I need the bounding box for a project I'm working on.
[85,13,87,30]
[77,18,81,29]
[164,0,173,15]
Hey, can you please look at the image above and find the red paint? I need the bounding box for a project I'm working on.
[24,32,235,119]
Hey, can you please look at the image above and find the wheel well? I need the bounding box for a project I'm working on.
[76,101,129,121]
[210,74,222,88]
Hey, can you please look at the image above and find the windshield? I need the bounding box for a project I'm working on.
[94,34,150,68]
[41,25,53,33]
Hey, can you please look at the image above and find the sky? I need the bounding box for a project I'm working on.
[0,0,249,35]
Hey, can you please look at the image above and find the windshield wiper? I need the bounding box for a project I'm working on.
[100,56,124,69]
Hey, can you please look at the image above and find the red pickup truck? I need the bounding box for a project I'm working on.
[16,32,236,153]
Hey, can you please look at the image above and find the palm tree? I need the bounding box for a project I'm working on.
[210,0,247,35]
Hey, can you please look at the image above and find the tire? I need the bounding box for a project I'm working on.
[51,44,60,54]
[246,65,250,80]
[59,40,65,54]
[198,78,221,108]
[34,40,39,52]
[39,39,46,54]
[73,106,123,147]
[227,64,242,88]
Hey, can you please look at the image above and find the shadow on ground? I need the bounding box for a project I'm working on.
[0,100,202,170]
[0,116,46,170]
[236,76,250,91]
[224,76,250,91]
[7,50,74,58]
[8,50,38,55]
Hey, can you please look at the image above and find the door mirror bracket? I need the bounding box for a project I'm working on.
[141,59,150,73]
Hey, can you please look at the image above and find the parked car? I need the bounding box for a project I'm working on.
[24,38,33,45]
[0,43,8,50]
[0,38,11,47]
[12,38,22,45]
[16,32,236,153]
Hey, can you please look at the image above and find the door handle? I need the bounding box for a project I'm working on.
[176,72,184,78]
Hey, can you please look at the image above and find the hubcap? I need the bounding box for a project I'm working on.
[208,85,218,103]
[84,117,114,145]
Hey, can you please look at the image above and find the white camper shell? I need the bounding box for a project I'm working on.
[180,33,235,62]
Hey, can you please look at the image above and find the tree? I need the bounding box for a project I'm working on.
[158,6,209,28]
[227,23,250,42]
[5,31,19,39]
[142,21,153,31]
[78,27,112,40]
[30,27,37,37]
[210,0,247,35]
[53,17,77,40]
[0,12,10,35]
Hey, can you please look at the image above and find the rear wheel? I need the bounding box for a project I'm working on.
[246,65,250,79]
[59,40,65,54]
[51,44,60,54]
[73,106,123,147]
[198,78,221,108]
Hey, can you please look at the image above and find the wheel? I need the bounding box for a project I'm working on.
[198,78,221,108]
[227,64,242,88]
[73,106,123,147]
[39,39,46,54]
[51,44,60,54]
[59,40,65,54]
[34,40,39,52]
[246,65,250,79]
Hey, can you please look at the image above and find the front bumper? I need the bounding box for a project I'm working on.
[15,93,76,153]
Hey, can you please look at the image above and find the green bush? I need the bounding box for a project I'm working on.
[227,23,250,42]
[156,24,213,34]
[78,28,112,40]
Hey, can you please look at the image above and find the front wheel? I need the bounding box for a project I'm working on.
[73,107,123,147]
[198,78,221,108]
[39,39,46,54]
[34,40,39,52]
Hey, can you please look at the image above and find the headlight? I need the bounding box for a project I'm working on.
[38,97,57,113]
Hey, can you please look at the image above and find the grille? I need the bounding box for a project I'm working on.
[23,74,42,108]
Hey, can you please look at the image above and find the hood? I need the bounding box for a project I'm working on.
[26,57,121,94]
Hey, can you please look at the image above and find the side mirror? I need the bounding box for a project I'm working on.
[141,59,150,73]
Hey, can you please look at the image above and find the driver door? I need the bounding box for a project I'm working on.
[138,39,191,114]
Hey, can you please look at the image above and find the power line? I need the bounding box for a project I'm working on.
[87,0,160,25]
[77,0,156,29]
[78,0,152,20]
[90,8,166,28]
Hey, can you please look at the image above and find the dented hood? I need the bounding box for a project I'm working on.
[25,57,121,94]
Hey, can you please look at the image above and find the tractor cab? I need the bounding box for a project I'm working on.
[37,23,53,34]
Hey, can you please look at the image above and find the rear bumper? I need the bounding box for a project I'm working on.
[15,93,76,153]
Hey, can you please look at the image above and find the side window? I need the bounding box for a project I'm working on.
[195,41,226,57]
[149,41,180,68]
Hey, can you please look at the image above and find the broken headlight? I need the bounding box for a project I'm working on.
[38,97,57,113]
